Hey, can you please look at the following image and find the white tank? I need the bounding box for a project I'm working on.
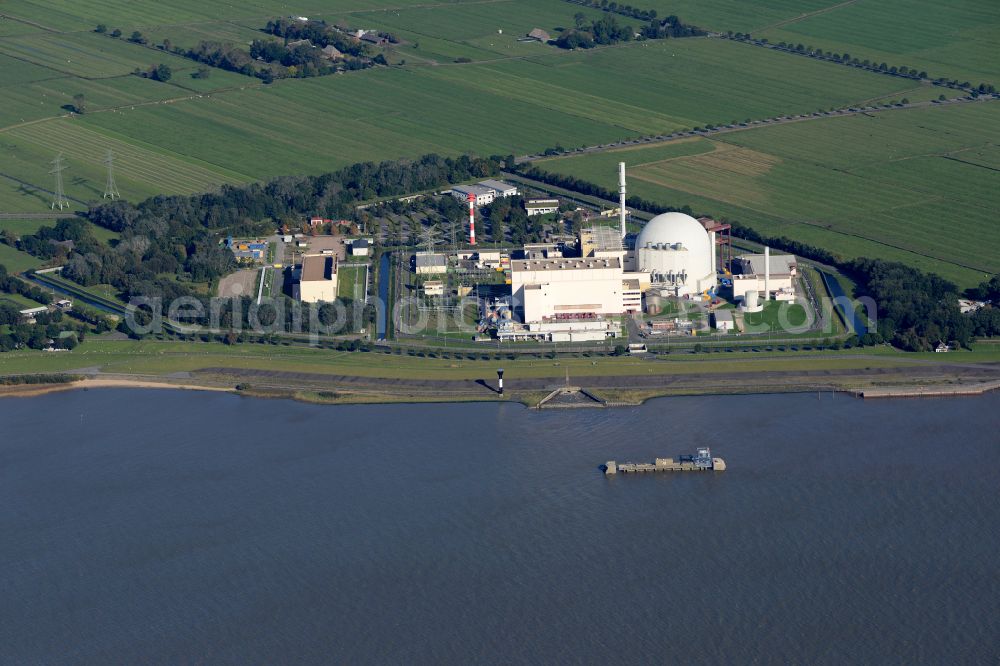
[743,289,762,312]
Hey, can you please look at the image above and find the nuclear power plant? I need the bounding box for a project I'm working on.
[428,167,799,342]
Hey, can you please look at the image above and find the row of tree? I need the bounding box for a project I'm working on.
[728,33,997,95]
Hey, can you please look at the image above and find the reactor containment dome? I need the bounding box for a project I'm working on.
[634,212,716,297]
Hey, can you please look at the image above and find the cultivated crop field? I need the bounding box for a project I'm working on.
[0,0,995,290]
[537,101,1000,287]
[756,0,1000,84]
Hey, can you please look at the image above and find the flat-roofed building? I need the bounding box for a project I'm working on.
[732,251,797,302]
[712,309,735,332]
[451,184,496,207]
[511,256,627,322]
[579,225,623,257]
[415,252,448,275]
[349,238,370,256]
[422,280,444,297]
[297,254,337,303]
[525,198,559,216]
[478,179,518,198]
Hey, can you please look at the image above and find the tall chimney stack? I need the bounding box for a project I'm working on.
[764,246,770,300]
[618,162,627,239]
[467,193,476,246]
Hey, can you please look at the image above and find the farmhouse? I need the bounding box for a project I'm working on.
[527,28,551,42]
[287,39,314,49]
[321,45,342,60]
[297,254,338,303]
[361,32,388,45]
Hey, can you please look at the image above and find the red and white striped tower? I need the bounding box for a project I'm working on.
[467,192,476,246]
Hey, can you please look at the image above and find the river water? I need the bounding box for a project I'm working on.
[1,390,997,664]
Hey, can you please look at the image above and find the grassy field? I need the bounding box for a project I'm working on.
[0,242,43,272]
[0,337,939,379]
[536,101,1000,287]
[0,0,994,292]
[337,264,366,301]
[756,0,1000,84]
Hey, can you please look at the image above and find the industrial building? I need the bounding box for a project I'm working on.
[296,254,337,303]
[451,184,496,207]
[712,309,735,332]
[525,198,559,216]
[479,179,518,198]
[414,252,448,275]
[732,248,797,304]
[348,238,370,256]
[579,225,624,258]
[509,255,647,324]
[450,179,519,207]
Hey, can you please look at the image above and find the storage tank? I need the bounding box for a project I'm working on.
[742,289,763,312]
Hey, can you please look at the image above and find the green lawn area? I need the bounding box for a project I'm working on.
[0,292,45,308]
[337,264,365,301]
[756,0,1000,85]
[536,101,1000,288]
[0,243,42,272]
[0,338,931,380]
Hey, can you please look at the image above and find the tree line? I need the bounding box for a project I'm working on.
[726,33,997,97]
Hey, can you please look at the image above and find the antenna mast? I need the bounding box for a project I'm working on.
[49,153,69,210]
[103,149,120,200]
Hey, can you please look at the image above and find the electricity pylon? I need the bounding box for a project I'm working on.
[49,153,68,210]
[102,149,120,200]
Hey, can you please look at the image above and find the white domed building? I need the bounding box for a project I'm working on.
[633,212,717,297]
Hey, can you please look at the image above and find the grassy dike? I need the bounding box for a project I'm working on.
[1,339,999,406]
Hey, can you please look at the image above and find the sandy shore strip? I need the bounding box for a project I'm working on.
[0,378,235,398]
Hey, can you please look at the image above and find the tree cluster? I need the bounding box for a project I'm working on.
[263,18,394,56]
[482,196,543,245]
[555,15,633,49]
[846,259,971,351]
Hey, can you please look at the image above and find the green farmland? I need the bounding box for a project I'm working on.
[535,101,1000,287]
[0,0,995,290]
[0,26,937,212]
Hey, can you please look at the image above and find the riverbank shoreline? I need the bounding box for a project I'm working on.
[2,373,997,406]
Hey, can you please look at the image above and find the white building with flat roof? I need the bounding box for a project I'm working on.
[297,254,338,303]
[451,184,496,207]
[511,256,641,322]
[478,179,518,198]
[525,198,559,216]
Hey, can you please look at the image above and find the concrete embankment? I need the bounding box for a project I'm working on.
[858,380,1000,399]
